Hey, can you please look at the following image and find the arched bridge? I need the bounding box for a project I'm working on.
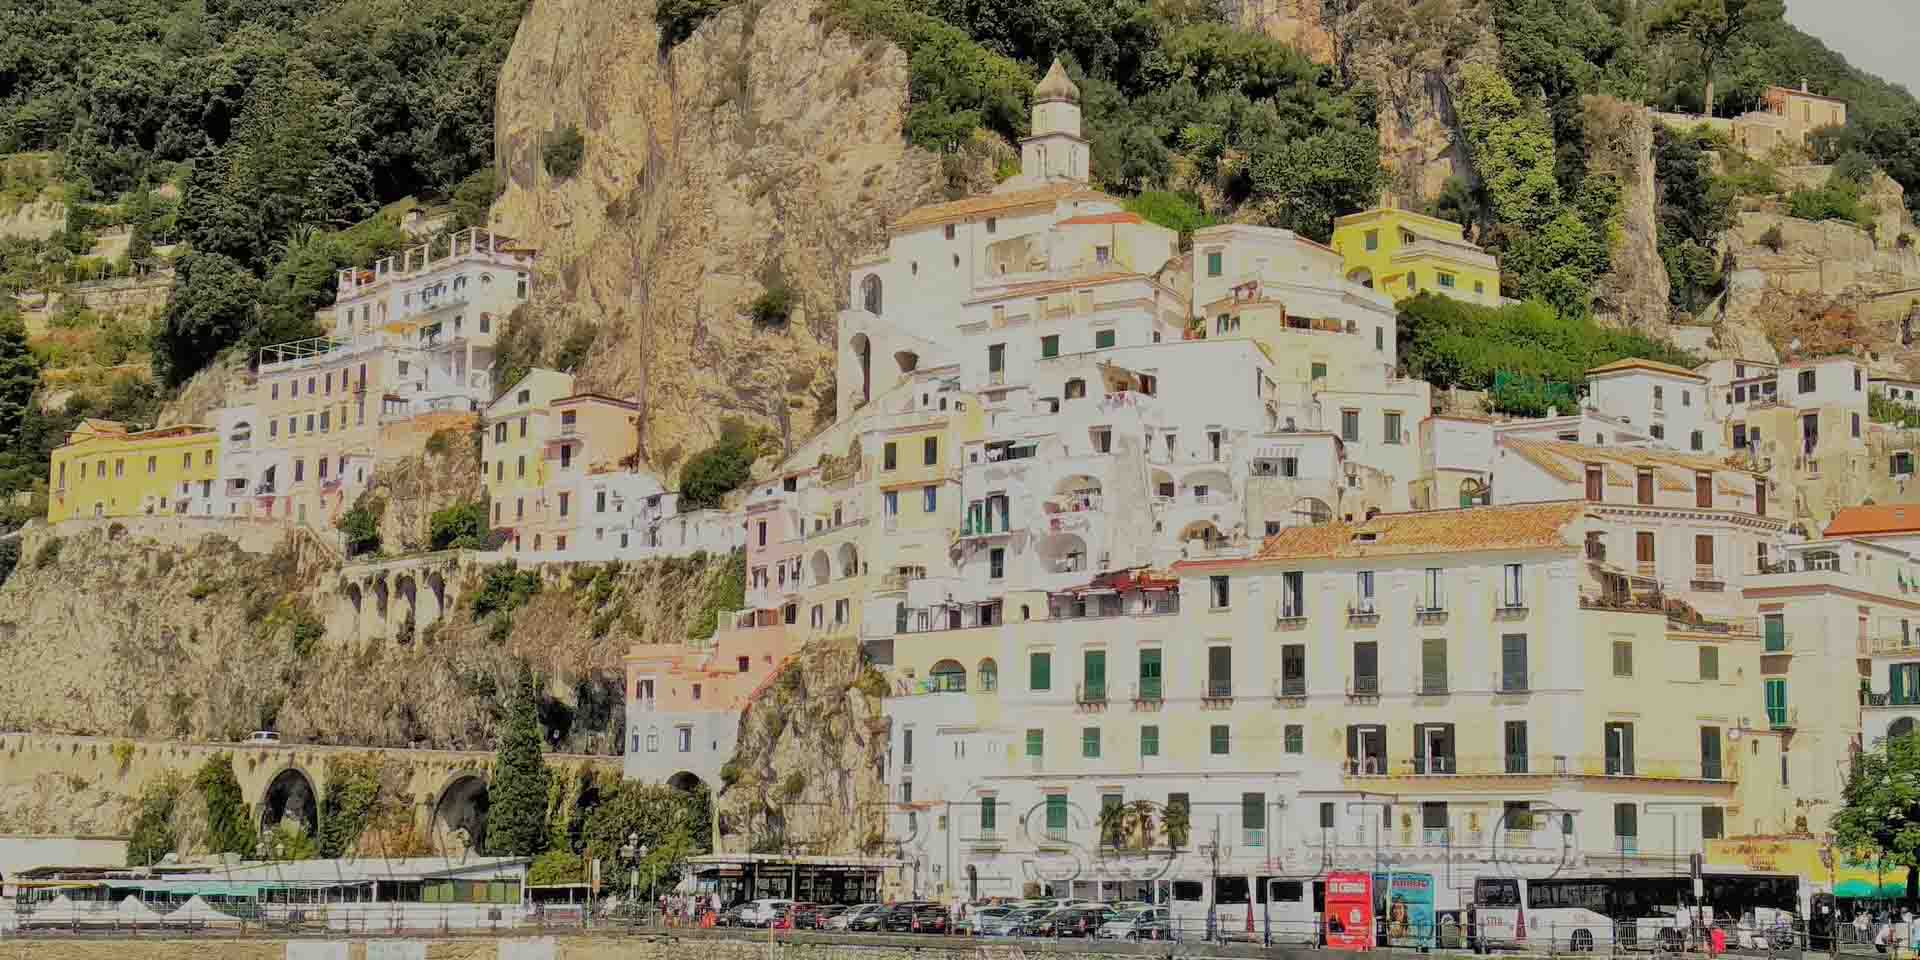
[1,734,620,855]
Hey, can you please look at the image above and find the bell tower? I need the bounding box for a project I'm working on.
[1019,60,1089,184]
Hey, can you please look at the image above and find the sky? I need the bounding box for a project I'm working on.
[1784,0,1920,96]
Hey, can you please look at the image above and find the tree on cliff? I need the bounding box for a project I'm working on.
[194,755,255,857]
[1647,0,1784,117]
[488,667,552,857]
[1833,730,1920,905]
[125,774,184,866]
[0,313,37,455]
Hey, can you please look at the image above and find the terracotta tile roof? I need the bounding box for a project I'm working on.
[966,271,1145,304]
[1057,212,1144,226]
[1585,357,1707,381]
[892,183,1100,230]
[1502,438,1756,481]
[1826,504,1920,537]
[1180,502,1588,570]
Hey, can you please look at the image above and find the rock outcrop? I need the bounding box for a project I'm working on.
[492,0,947,479]
[1585,97,1673,334]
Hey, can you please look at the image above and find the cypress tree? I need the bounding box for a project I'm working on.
[487,667,552,856]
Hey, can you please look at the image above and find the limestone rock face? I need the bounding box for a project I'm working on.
[491,0,946,478]
[1227,0,1496,204]
[1585,98,1673,334]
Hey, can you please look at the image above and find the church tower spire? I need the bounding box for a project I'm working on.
[1019,59,1089,184]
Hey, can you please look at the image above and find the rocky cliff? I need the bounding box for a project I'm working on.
[1586,97,1673,334]
[491,0,947,478]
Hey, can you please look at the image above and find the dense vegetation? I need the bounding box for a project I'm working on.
[1397,292,1700,415]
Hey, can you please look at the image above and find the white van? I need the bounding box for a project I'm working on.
[246,731,282,744]
[740,898,794,927]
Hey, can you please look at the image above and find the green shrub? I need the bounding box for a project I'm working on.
[680,419,771,511]
[187,579,219,600]
[1789,180,1875,228]
[1397,293,1700,400]
[687,550,745,642]
[529,850,585,884]
[749,286,794,327]
[0,540,17,585]
[288,608,325,659]
[336,494,384,558]
[430,501,490,551]
[471,563,542,619]
[34,537,62,569]
[1124,191,1217,250]
[543,126,585,180]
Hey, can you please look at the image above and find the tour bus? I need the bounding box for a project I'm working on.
[1157,872,1436,945]
[1473,871,1801,951]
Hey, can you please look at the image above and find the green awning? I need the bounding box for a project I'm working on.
[1835,880,1876,898]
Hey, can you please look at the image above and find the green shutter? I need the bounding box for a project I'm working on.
[1765,679,1788,725]
[1141,725,1160,756]
[981,796,996,831]
[1047,794,1068,830]
[1031,651,1051,691]
[1211,724,1230,755]
[1082,726,1101,758]
[1025,728,1044,757]
[1084,649,1106,700]
[1095,330,1116,349]
[1894,664,1907,704]
[1765,616,1786,652]
[1139,649,1162,700]
[1041,335,1059,358]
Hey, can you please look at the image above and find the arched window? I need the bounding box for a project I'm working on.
[862,274,883,316]
[978,658,999,693]
[1892,717,1917,741]
[930,659,967,692]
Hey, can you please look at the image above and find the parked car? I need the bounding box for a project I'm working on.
[717,904,753,927]
[882,901,939,932]
[909,904,950,934]
[982,907,1049,937]
[825,906,883,929]
[957,906,1014,936]
[246,730,281,744]
[1023,905,1111,938]
[739,898,794,927]
[802,904,849,930]
[841,903,890,932]
[1098,906,1171,940]
[771,902,812,929]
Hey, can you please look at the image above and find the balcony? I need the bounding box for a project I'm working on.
[1862,690,1920,707]
[1347,603,1379,625]
[1494,671,1532,694]
[1416,675,1449,697]
[1871,635,1920,655]
[1691,564,1726,591]
[1275,608,1308,630]
[1493,601,1528,621]
[1415,604,1448,626]
[1201,682,1234,707]
[1410,756,1456,775]
[1768,707,1797,729]
[1635,561,1657,580]
[1346,755,1388,776]
[1347,675,1380,701]
[1076,681,1108,706]
[1131,679,1163,706]
[1273,676,1306,700]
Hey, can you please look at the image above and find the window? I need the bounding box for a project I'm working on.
[1500,635,1527,692]
[294,460,305,482]
[1700,726,1722,779]
[1025,729,1044,758]
[1699,644,1719,681]
[1505,721,1528,773]
[903,728,915,766]
[516,498,524,519]
[1210,575,1230,609]
[1691,430,1704,451]
[1354,571,1376,612]
[1765,677,1789,726]
[923,435,939,465]
[1210,724,1231,755]
[1280,571,1306,618]
[1364,229,1378,251]
[1138,649,1162,701]
[922,485,937,513]
[1041,334,1059,358]
[1420,639,1447,694]
[1695,473,1713,508]
[737,656,751,673]
[1438,272,1456,288]
[1695,534,1715,576]
[1283,725,1303,754]
[1799,369,1816,393]
[1207,645,1232,698]
[1421,567,1445,611]
[1095,244,1111,264]
[1136,723,1161,758]
[1341,409,1360,441]
[146,456,156,475]
[560,444,572,469]
[558,492,570,517]
[677,727,693,752]
[883,442,897,470]
[986,217,997,234]
[944,224,955,240]
[1614,803,1638,853]
[1857,367,1865,391]
[1094,329,1116,349]
[989,547,1005,580]
[1281,644,1305,696]
[980,796,997,833]
[1585,466,1604,501]
[318,457,330,480]
[519,416,527,438]
[1636,469,1653,504]
[1854,412,1863,438]
[1501,563,1524,608]
[1353,641,1378,693]
[1320,802,1336,830]
[1384,411,1402,444]
[1030,651,1051,691]
[1605,722,1636,775]
[1653,385,1664,410]
[1311,361,1328,381]
[1612,640,1634,677]
[1082,727,1101,758]
[1206,250,1223,277]
[1243,792,1266,845]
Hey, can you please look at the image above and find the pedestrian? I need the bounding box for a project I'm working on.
[1859,910,1873,945]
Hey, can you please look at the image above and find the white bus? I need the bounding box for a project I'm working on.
[1473,871,1800,952]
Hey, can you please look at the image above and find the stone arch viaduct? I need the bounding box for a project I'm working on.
[2,734,619,855]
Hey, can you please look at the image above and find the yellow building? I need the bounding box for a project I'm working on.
[48,419,221,522]
[482,368,576,541]
[1331,207,1500,305]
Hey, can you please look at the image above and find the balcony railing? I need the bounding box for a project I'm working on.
[1863,690,1920,707]
[1415,604,1448,625]
[1076,682,1108,705]
[1411,756,1455,775]
[1493,601,1529,619]
[1203,681,1234,703]
[1348,603,1379,624]
[1132,679,1163,703]
[1495,671,1531,694]
[1768,706,1797,729]
[1274,676,1306,699]
[1348,675,1380,699]
[1871,635,1920,655]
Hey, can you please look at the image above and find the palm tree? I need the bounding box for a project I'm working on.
[1126,799,1159,850]
[1163,800,1191,850]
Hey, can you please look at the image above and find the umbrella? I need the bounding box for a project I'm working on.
[167,895,242,926]
[116,896,165,924]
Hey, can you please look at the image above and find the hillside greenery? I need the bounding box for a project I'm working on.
[1397,292,1700,415]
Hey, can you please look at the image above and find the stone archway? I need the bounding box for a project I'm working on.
[667,771,705,793]
[432,774,490,855]
[394,574,418,642]
[345,582,364,643]
[372,578,390,624]
[260,766,320,837]
[425,571,448,631]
